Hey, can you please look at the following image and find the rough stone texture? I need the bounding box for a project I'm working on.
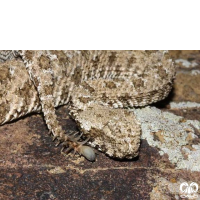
[134,106,200,172]
[1,50,200,199]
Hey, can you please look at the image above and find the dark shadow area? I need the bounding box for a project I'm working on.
[111,155,140,162]
[1,111,41,125]
[152,88,175,109]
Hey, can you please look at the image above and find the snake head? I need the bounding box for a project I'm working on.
[78,145,96,161]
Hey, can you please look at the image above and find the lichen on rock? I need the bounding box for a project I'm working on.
[133,106,200,171]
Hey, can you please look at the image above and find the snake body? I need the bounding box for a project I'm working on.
[0,50,175,160]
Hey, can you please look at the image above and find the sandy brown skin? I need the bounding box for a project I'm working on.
[0,50,176,160]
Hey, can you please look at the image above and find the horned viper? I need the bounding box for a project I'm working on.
[0,50,176,161]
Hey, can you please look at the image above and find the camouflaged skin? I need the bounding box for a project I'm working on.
[0,50,175,159]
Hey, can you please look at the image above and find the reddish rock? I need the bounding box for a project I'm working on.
[1,51,200,200]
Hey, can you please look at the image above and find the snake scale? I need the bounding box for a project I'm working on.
[0,50,176,161]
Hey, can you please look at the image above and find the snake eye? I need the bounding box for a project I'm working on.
[78,145,96,161]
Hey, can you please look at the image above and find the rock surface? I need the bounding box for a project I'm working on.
[1,50,200,200]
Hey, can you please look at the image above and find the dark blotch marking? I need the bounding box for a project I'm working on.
[127,56,136,68]
[0,102,10,120]
[105,81,117,89]
[133,78,145,89]
[43,85,53,96]
[79,97,92,104]
[24,50,34,61]
[72,66,82,85]
[157,66,167,79]
[81,82,95,93]
[0,66,10,81]
[108,52,117,66]
[39,55,51,70]
[81,50,90,60]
